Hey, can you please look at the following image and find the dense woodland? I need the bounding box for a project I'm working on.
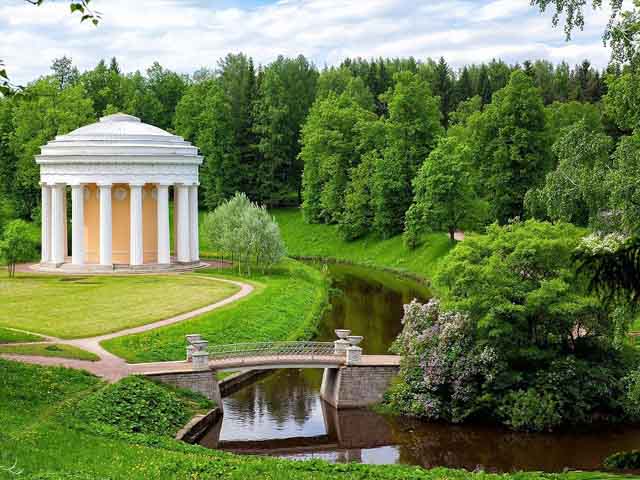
[0,54,626,237]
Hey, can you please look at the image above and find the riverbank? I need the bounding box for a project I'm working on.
[0,358,624,480]
[102,259,329,363]
[273,208,453,280]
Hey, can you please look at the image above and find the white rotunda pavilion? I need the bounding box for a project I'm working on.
[36,113,203,272]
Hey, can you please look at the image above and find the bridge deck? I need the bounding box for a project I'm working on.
[129,355,400,376]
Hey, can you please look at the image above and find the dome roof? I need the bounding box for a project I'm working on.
[36,113,201,161]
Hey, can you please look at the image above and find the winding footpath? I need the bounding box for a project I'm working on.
[1,276,254,381]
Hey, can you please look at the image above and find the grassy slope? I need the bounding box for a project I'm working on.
[0,343,99,361]
[0,274,239,339]
[103,259,329,363]
[272,208,453,279]
[0,359,623,480]
[0,327,42,344]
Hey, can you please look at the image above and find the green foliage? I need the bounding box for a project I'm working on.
[607,131,640,231]
[253,55,318,205]
[471,71,551,224]
[404,137,481,247]
[436,221,611,357]
[621,369,640,419]
[605,71,640,133]
[74,376,197,436]
[545,100,603,143]
[338,151,377,240]
[500,389,562,432]
[604,450,640,470]
[525,121,613,226]
[372,71,444,238]
[203,192,286,275]
[0,219,39,276]
[175,80,239,209]
[9,78,94,218]
[389,220,636,431]
[300,89,377,223]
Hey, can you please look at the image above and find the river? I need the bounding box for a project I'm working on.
[199,263,640,472]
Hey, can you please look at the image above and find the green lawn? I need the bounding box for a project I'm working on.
[0,274,239,339]
[272,208,453,280]
[0,343,99,361]
[102,259,329,363]
[0,358,626,480]
[0,327,42,344]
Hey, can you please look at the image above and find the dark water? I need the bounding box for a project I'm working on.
[199,263,640,472]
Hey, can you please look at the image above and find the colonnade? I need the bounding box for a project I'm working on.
[40,182,199,267]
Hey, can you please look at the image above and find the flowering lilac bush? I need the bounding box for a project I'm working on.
[388,299,502,423]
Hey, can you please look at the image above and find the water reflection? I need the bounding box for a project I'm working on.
[199,263,640,472]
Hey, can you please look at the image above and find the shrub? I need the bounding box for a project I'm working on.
[0,219,39,276]
[621,369,640,420]
[74,376,192,436]
[603,450,640,471]
[500,389,562,432]
[203,192,286,275]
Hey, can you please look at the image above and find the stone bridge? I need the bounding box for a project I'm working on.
[133,331,400,410]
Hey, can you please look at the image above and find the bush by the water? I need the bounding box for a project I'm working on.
[603,450,640,470]
[386,220,639,431]
[74,376,205,436]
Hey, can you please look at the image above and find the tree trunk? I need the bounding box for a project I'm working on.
[449,228,456,242]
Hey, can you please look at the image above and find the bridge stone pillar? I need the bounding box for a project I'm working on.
[320,365,399,409]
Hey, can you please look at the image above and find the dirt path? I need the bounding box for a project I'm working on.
[1,276,254,381]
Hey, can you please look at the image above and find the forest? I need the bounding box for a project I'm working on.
[0,53,629,242]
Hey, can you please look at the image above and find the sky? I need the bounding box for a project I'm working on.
[0,0,617,85]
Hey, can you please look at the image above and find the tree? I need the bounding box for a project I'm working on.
[607,131,640,232]
[175,80,237,209]
[605,71,640,133]
[531,0,640,66]
[0,219,38,277]
[339,150,378,240]
[51,56,79,90]
[525,121,613,227]
[372,71,443,237]
[300,88,377,224]
[145,62,187,131]
[9,78,95,219]
[404,137,479,247]
[545,100,603,146]
[471,70,551,224]
[253,55,318,205]
[203,193,285,275]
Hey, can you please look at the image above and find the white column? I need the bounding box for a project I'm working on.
[41,184,51,264]
[189,185,199,262]
[157,184,170,265]
[51,183,65,265]
[71,184,85,265]
[176,184,191,263]
[130,183,144,266]
[99,184,112,266]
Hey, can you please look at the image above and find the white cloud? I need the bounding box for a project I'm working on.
[0,0,614,84]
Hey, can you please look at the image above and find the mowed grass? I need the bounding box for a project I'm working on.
[0,359,626,480]
[103,259,329,363]
[0,327,42,344]
[272,208,453,280]
[0,343,99,361]
[0,274,239,339]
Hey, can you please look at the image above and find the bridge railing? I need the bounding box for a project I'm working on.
[207,341,342,361]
